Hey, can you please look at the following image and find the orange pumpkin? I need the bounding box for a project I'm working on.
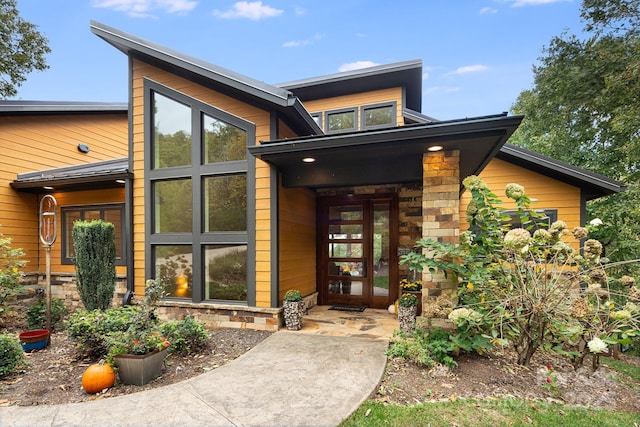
[81,362,115,394]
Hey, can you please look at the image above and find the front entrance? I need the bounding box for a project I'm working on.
[318,194,398,309]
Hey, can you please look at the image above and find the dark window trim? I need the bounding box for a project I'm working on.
[502,209,558,230]
[325,107,358,133]
[143,78,256,305]
[61,203,126,266]
[310,112,322,129]
[360,101,397,129]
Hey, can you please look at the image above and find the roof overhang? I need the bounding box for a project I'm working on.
[90,21,321,136]
[11,158,131,193]
[0,101,127,116]
[497,144,626,200]
[249,114,523,189]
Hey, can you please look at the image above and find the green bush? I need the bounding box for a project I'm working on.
[387,326,458,369]
[65,307,143,359]
[0,334,26,377]
[0,225,27,317]
[26,298,68,331]
[72,220,116,310]
[160,316,209,356]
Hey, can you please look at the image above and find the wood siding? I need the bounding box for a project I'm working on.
[0,114,127,272]
[461,158,583,248]
[131,59,273,304]
[278,185,316,303]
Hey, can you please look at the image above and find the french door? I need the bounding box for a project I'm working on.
[318,194,398,308]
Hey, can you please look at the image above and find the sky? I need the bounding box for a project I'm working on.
[12,0,586,120]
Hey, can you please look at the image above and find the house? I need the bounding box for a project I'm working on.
[0,21,625,331]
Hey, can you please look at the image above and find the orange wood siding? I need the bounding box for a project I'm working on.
[303,87,405,128]
[278,185,316,302]
[131,59,274,304]
[36,189,126,275]
[461,158,583,249]
[0,114,127,272]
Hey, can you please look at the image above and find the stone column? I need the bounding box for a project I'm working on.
[421,150,460,308]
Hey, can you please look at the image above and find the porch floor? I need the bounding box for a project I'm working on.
[297,305,398,340]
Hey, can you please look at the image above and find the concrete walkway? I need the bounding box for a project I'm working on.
[0,331,388,427]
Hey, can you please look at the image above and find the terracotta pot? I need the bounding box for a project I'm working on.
[114,349,168,386]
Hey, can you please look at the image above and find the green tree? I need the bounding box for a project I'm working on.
[0,0,50,98]
[72,220,116,310]
[509,0,640,273]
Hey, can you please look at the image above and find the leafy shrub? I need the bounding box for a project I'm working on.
[26,298,68,331]
[160,316,209,356]
[0,225,26,317]
[65,307,143,358]
[387,326,458,369]
[72,220,116,310]
[0,334,26,377]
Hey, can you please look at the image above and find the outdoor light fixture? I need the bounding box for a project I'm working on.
[302,157,316,163]
[77,143,90,153]
[427,145,443,152]
[43,186,54,190]
[115,179,126,184]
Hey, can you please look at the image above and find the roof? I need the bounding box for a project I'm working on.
[89,21,322,136]
[249,113,523,189]
[497,144,625,200]
[11,158,130,193]
[0,100,127,116]
[277,60,424,113]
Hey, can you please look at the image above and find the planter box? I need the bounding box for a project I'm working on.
[19,330,50,352]
[114,349,168,386]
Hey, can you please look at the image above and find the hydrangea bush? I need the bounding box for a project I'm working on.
[401,176,639,367]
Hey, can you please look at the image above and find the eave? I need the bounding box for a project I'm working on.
[249,114,523,189]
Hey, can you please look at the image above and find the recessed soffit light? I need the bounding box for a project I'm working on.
[427,145,444,152]
[302,157,316,163]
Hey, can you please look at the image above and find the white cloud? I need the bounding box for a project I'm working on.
[424,86,461,95]
[92,0,197,17]
[448,64,489,75]
[338,61,379,72]
[505,0,571,6]
[283,33,323,48]
[213,1,283,20]
[479,7,498,14]
[294,6,306,15]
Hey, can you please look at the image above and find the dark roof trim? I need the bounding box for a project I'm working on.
[90,21,321,135]
[0,100,127,116]
[11,158,131,193]
[403,108,438,124]
[277,60,423,112]
[497,144,626,198]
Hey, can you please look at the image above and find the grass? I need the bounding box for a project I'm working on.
[341,356,640,427]
[339,398,640,427]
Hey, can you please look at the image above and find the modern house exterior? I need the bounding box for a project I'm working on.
[0,21,625,331]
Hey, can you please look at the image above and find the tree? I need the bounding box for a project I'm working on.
[0,0,50,98]
[509,0,640,273]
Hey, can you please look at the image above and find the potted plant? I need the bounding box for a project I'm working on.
[400,278,423,315]
[283,289,305,331]
[398,293,419,333]
[106,279,170,385]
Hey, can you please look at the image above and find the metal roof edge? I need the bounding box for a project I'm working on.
[16,158,129,181]
[90,20,294,107]
[498,144,626,194]
[0,100,127,114]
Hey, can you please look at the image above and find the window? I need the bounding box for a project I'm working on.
[361,102,396,129]
[503,209,557,231]
[326,108,357,133]
[61,205,125,265]
[310,112,322,129]
[145,80,255,304]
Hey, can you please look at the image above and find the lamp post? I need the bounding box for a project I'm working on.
[39,195,57,332]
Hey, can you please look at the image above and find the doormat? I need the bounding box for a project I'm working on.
[329,305,366,313]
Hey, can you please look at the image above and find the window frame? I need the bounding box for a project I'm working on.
[360,101,397,130]
[61,204,126,266]
[325,107,358,133]
[310,112,323,130]
[502,209,558,231]
[144,78,256,305]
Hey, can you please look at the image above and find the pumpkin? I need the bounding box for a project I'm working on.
[82,361,115,394]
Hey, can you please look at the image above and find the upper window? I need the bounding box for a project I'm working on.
[361,102,396,129]
[61,205,125,265]
[203,114,246,163]
[310,112,322,129]
[153,92,192,169]
[326,108,357,133]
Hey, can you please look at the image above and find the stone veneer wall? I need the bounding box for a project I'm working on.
[421,150,460,304]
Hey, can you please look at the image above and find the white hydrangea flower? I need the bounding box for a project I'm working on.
[587,337,608,354]
[589,218,603,227]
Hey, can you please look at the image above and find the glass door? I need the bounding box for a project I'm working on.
[318,194,398,308]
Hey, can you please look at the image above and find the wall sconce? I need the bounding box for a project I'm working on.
[77,143,90,153]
